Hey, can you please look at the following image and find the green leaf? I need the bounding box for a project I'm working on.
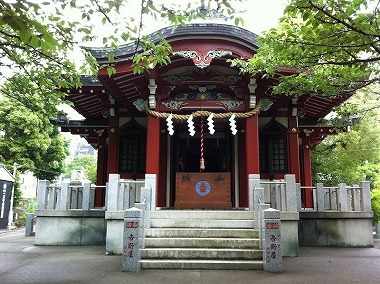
[19,29,33,44]
[29,36,41,48]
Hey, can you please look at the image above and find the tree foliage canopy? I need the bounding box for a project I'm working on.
[231,0,380,97]
[372,188,380,223]
[64,155,97,184]
[0,77,69,180]
[0,0,242,90]
[312,89,380,187]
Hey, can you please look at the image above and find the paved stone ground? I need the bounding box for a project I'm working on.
[0,229,379,284]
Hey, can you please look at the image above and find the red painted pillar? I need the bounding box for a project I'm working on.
[158,131,167,207]
[238,130,247,208]
[146,115,162,206]
[244,114,259,207]
[107,117,119,175]
[95,135,107,207]
[288,116,300,182]
[301,136,313,208]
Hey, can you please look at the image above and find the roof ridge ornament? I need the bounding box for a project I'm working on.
[196,0,228,21]
[172,50,232,69]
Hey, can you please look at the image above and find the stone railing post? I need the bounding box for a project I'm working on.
[330,188,338,210]
[117,181,126,210]
[134,202,147,248]
[360,181,371,212]
[25,213,35,237]
[89,186,95,209]
[316,183,324,212]
[82,182,91,210]
[285,174,297,212]
[270,183,281,211]
[249,174,262,229]
[73,186,83,209]
[122,208,142,272]
[259,203,270,249]
[107,174,120,211]
[144,174,157,211]
[47,185,57,210]
[352,185,361,211]
[129,183,136,208]
[249,174,261,211]
[296,183,302,211]
[140,187,152,229]
[58,182,70,210]
[263,208,283,273]
[37,180,49,210]
[337,183,348,211]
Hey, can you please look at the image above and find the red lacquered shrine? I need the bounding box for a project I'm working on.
[61,23,350,209]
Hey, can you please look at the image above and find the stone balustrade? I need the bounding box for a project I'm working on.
[313,182,371,212]
[37,181,101,210]
[249,174,298,213]
[106,174,145,211]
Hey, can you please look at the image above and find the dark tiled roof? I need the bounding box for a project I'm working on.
[83,23,259,60]
[80,75,102,85]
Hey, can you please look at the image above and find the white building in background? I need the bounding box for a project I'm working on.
[19,172,38,199]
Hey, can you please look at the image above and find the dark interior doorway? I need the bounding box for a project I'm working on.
[170,127,234,207]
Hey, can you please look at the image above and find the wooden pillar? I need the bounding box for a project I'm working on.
[95,135,107,207]
[146,115,161,206]
[287,116,300,182]
[244,114,259,207]
[107,117,119,175]
[301,136,313,208]
[238,131,247,208]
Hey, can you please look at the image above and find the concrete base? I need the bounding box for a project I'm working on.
[280,212,299,257]
[299,211,374,247]
[35,210,106,246]
[105,211,124,254]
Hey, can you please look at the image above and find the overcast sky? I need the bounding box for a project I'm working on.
[67,0,288,47]
[239,0,287,34]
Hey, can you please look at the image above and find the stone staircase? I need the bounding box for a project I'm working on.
[140,210,263,270]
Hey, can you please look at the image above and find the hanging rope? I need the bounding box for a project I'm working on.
[145,99,264,120]
[200,118,205,171]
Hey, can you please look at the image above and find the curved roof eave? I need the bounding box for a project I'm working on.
[83,23,259,62]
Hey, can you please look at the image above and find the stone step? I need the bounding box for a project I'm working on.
[151,210,254,220]
[145,237,259,249]
[150,219,255,228]
[141,210,263,270]
[141,248,263,260]
[146,228,259,238]
[140,259,263,270]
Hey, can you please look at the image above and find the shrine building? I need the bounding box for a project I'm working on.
[61,22,349,210]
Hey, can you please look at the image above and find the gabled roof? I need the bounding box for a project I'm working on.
[0,165,15,182]
[62,22,354,146]
[65,23,260,121]
[84,23,259,61]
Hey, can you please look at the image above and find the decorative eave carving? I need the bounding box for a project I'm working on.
[172,50,232,69]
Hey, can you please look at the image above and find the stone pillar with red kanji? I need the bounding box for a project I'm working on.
[122,208,142,272]
[263,208,283,272]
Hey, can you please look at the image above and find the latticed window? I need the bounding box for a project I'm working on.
[259,120,288,174]
[119,137,146,173]
[270,137,286,172]
[118,119,146,174]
